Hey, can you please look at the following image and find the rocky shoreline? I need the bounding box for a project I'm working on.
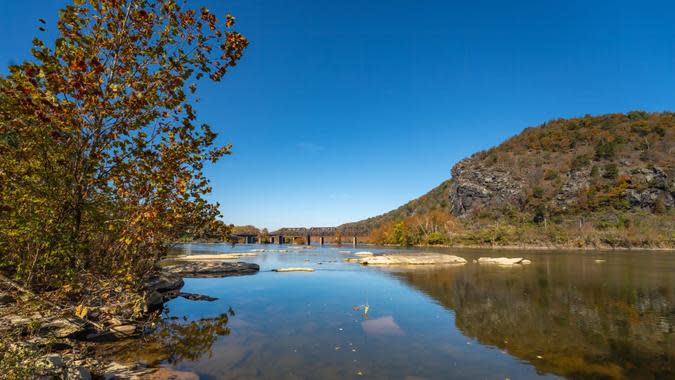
[0,261,260,379]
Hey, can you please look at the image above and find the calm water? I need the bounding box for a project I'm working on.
[110,244,675,379]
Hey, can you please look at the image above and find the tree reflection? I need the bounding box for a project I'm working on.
[394,263,674,379]
[111,309,234,366]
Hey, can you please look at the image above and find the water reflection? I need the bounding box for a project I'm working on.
[394,258,675,379]
[113,309,234,366]
[110,245,675,379]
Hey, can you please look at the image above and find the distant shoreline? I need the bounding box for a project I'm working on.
[381,243,675,252]
[173,241,675,252]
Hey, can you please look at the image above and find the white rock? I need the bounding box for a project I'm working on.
[347,253,466,266]
[477,257,529,266]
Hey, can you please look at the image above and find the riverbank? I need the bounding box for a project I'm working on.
[0,261,260,379]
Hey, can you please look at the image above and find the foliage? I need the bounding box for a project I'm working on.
[368,209,455,246]
[0,0,248,289]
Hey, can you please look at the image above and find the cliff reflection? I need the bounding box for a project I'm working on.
[394,259,674,379]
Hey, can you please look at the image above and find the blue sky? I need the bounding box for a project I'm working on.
[2,1,674,229]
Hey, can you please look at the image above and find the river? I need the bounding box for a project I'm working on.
[107,244,674,379]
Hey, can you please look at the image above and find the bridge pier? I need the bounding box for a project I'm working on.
[319,236,324,246]
[352,236,357,247]
[306,234,311,245]
[279,235,285,244]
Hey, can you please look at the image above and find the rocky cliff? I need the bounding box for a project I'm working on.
[447,111,674,219]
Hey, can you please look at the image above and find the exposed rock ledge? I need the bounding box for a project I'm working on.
[173,253,257,260]
[347,253,467,266]
[162,261,260,278]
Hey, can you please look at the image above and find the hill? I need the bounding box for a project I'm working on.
[347,111,674,248]
[338,179,452,232]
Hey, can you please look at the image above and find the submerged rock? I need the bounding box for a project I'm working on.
[347,253,467,266]
[477,257,531,266]
[179,292,219,302]
[163,261,260,278]
[102,362,199,380]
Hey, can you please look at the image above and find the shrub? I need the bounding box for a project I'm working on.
[571,155,590,171]
[532,187,545,198]
[595,139,616,160]
[544,169,559,181]
[603,163,619,179]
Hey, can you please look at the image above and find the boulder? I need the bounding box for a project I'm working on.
[145,290,165,312]
[146,273,184,293]
[110,324,136,338]
[162,261,260,278]
[347,253,466,266]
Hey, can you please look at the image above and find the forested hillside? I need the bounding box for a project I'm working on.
[338,180,452,232]
[353,112,674,248]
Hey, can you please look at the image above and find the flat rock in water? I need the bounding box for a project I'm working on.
[272,267,315,272]
[477,257,531,266]
[347,253,466,266]
[163,261,260,278]
[354,251,374,256]
[174,253,257,261]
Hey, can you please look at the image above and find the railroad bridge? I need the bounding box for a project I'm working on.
[267,226,368,246]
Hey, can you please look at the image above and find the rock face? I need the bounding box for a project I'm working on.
[162,261,260,278]
[347,253,467,266]
[449,156,673,217]
[449,158,525,216]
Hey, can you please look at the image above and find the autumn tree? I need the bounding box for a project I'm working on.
[0,0,248,288]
